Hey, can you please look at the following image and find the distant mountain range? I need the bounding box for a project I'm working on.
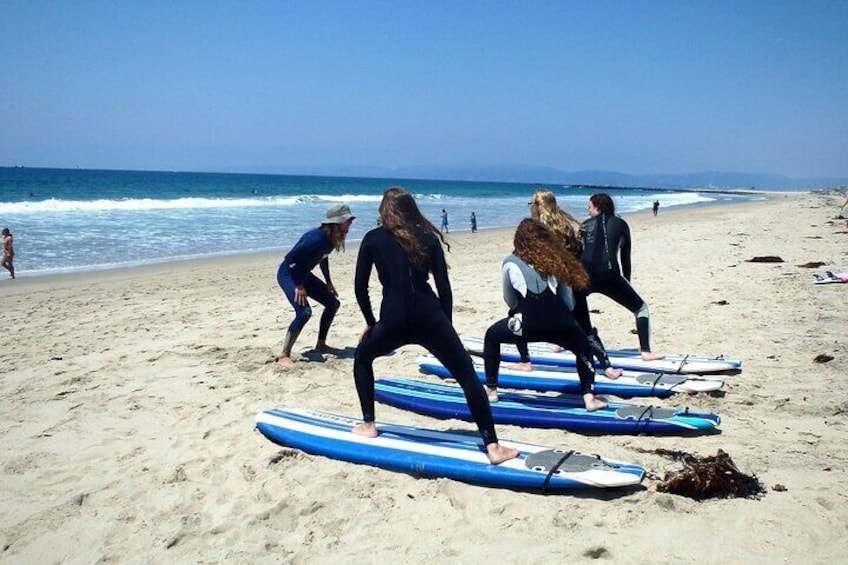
[230,162,847,191]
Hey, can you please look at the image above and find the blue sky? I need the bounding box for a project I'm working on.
[2,1,847,178]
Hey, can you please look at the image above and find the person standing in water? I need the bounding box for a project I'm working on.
[652,199,660,217]
[275,204,355,368]
[470,211,478,233]
[352,187,517,464]
[440,209,450,233]
[2,228,14,279]
[579,193,663,361]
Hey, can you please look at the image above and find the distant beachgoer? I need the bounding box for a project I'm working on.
[352,187,518,465]
[440,209,449,233]
[652,200,660,217]
[839,194,848,222]
[275,204,355,368]
[579,194,663,361]
[470,211,478,233]
[1,228,14,279]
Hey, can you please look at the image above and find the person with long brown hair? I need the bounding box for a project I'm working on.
[275,204,355,368]
[483,218,617,412]
[352,187,518,464]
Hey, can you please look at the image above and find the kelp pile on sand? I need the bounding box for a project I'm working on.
[647,448,766,500]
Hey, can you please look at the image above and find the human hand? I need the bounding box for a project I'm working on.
[294,285,308,306]
[326,281,337,296]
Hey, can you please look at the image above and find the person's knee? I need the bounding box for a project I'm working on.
[327,297,341,314]
[295,305,313,325]
[635,302,650,319]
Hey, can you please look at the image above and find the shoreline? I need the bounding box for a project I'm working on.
[0,192,789,291]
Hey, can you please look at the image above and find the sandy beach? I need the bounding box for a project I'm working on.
[1,191,846,564]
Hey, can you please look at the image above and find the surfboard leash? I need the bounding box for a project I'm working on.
[540,449,575,494]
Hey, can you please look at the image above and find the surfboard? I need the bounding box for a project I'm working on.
[255,407,645,491]
[375,378,721,435]
[813,271,847,284]
[418,355,725,397]
[462,335,741,374]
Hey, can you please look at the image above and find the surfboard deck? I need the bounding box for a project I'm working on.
[418,355,725,398]
[255,407,645,491]
[375,378,720,435]
[462,335,741,374]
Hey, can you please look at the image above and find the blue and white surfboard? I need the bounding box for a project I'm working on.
[418,355,725,398]
[255,407,645,491]
[375,378,720,435]
[462,336,741,374]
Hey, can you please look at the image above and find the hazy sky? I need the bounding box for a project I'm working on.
[2,1,847,178]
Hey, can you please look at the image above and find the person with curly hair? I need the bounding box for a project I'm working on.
[352,187,518,465]
[483,219,619,412]
[509,190,616,373]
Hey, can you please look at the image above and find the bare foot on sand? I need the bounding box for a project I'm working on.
[352,422,378,438]
[583,394,608,412]
[640,351,665,361]
[485,386,499,403]
[506,361,533,372]
[604,367,623,380]
[276,355,296,369]
[486,443,519,464]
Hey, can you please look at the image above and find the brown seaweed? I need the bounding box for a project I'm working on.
[747,256,784,263]
[654,449,765,500]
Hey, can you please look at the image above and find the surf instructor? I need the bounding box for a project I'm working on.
[275,203,355,368]
[351,187,518,465]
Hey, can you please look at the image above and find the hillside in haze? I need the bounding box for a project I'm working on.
[230,163,848,191]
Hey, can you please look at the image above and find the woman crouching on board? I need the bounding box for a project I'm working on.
[275,203,355,368]
[352,187,518,465]
[483,219,619,412]
[579,193,663,361]
[510,189,618,373]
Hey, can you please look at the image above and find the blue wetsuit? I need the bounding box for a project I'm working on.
[277,228,340,344]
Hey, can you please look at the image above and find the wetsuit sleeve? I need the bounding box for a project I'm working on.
[502,262,524,310]
[620,220,632,281]
[430,242,453,321]
[319,256,331,285]
[354,240,377,326]
[555,278,576,311]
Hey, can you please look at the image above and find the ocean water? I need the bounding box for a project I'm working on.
[0,167,757,277]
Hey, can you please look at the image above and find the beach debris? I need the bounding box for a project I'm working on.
[747,255,784,263]
[772,484,787,492]
[652,449,765,500]
[813,354,834,363]
[712,300,729,305]
[797,261,826,268]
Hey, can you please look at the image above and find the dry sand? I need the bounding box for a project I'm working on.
[1,191,846,564]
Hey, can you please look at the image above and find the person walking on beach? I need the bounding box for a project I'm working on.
[275,204,355,368]
[652,199,660,217]
[579,193,663,361]
[470,211,478,233]
[440,209,449,233]
[1,228,14,279]
[351,187,518,464]
[482,219,618,412]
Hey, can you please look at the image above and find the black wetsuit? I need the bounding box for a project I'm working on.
[576,213,653,352]
[353,226,498,445]
[484,255,597,395]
